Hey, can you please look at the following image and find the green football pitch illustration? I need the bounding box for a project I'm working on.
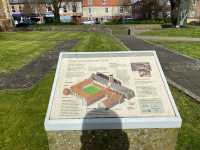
[83,84,102,95]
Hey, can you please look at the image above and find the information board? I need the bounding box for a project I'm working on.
[45,51,182,130]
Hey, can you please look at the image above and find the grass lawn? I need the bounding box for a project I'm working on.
[30,24,91,31]
[0,31,126,73]
[0,28,199,150]
[139,26,200,38]
[152,41,200,60]
[0,71,199,150]
[171,86,200,150]
[0,31,79,73]
[0,29,127,149]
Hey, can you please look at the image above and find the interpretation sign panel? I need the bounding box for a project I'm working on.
[49,52,175,120]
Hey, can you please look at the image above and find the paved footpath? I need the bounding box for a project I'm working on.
[116,34,200,102]
[0,40,78,90]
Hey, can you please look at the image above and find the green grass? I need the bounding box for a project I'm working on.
[0,72,53,150]
[171,86,200,150]
[83,84,101,95]
[152,41,200,59]
[0,31,126,73]
[0,28,199,150]
[0,29,127,149]
[139,26,200,37]
[0,31,80,73]
[72,32,128,52]
[0,71,199,150]
[31,24,91,31]
[0,40,57,73]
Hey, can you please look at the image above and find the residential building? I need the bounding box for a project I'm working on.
[82,0,132,22]
[59,1,82,24]
[9,0,82,24]
[7,0,133,24]
[187,0,200,23]
[9,0,49,15]
[9,0,50,24]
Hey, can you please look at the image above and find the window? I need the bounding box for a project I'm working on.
[72,4,77,12]
[89,8,91,13]
[63,5,67,12]
[47,6,52,12]
[191,10,196,17]
[192,0,197,6]
[88,0,93,6]
[12,6,15,12]
[105,8,108,13]
[68,4,71,11]
[120,7,124,13]
[19,5,22,12]
[102,0,106,5]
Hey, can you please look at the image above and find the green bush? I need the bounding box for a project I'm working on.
[188,21,200,26]
[105,18,123,25]
[105,18,171,25]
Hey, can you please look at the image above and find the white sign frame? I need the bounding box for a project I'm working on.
[44,51,182,131]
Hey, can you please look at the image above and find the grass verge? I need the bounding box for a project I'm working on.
[138,26,200,38]
[0,30,127,149]
[152,41,200,60]
[0,28,199,150]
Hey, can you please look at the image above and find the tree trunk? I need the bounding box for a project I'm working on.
[52,0,60,23]
[178,0,190,26]
[170,0,180,26]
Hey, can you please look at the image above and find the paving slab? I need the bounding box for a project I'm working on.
[116,34,200,102]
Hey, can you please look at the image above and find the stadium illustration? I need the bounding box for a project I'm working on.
[63,72,135,109]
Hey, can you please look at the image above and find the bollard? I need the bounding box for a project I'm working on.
[128,28,131,35]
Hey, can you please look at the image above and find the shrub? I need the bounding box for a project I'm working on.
[105,18,171,25]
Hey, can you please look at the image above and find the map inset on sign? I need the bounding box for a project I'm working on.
[49,53,175,119]
[63,72,135,109]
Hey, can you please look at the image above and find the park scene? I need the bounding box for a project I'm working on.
[0,0,200,150]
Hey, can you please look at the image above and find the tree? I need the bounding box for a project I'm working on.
[51,0,62,23]
[140,0,162,19]
[25,0,63,23]
[50,0,81,23]
[22,0,45,16]
[169,0,180,25]
[169,0,191,26]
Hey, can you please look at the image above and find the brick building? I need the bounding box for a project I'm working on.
[7,0,132,24]
[9,0,48,15]
[82,0,132,22]
[9,0,82,24]
[59,1,82,24]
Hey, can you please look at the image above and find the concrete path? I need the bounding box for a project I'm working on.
[116,34,200,102]
[137,35,200,42]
